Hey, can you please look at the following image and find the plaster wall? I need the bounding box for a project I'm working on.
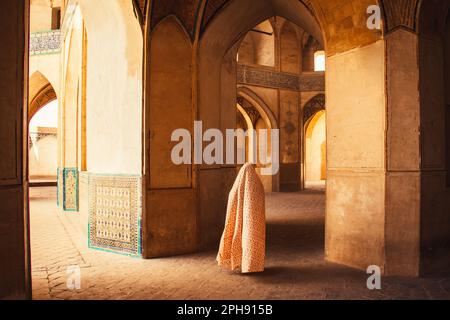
[29,136,58,178]
[30,5,52,32]
[76,0,143,175]
[61,10,83,169]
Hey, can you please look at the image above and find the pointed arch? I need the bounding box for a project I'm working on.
[29,71,57,121]
[237,86,280,192]
[144,15,197,257]
[148,15,193,189]
[303,93,325,124]
[237,86,278,131]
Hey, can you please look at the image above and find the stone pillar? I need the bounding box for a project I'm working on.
[385,29,421,276]
[326,40,388,273]
[326,30,434,276]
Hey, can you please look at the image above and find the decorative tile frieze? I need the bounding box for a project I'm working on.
[30,30,61,56]
[298,74,325,92]
[237,64,324,91]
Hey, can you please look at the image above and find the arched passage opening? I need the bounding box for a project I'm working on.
[305,110,326,187]
[28,72,58,185]
[196,0,327,257]
[236,88,280,192]
[195,0,388,275]
[302,94,326,189]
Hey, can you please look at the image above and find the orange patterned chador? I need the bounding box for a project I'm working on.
[217,163,266,273]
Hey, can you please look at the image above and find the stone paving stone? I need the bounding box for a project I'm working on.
[30,187,450,300]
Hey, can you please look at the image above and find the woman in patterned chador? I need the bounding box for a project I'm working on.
[217,163,266,273]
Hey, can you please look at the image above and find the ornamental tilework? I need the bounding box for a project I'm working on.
[237,64,325,91]
[30,30,61,56]
[88,175,142,257]
[63,168,79,211]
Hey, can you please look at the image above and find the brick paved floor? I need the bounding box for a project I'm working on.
[30,187,450,300]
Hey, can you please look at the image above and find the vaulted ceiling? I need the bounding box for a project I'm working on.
[133,0,449,52]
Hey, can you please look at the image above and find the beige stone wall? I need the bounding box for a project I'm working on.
[385,29,420,276]
[326,40,387,271]
[148,17,192,189]
[145,16,197,256]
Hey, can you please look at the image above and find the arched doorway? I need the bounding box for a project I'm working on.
[305,110,326,188]
[229,13,327,267]
[196,0,388,273]
[29,100,58,185]
[303,94,326,189]
[237,87,280,192]
[28,71,58,186]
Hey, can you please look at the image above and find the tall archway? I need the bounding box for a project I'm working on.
[302,94,325,188]
[237,87,280,192]
[197,0,325,252]
[28,71,58,185]
[197,0,388,273]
